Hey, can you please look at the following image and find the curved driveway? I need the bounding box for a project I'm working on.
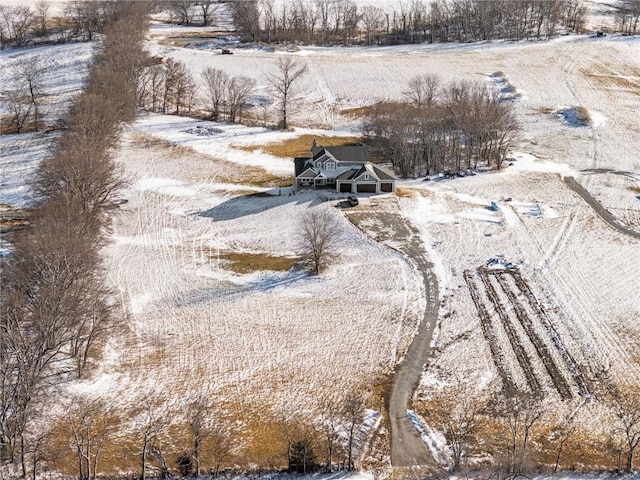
[347,208,441,473]
[564,176,640,240]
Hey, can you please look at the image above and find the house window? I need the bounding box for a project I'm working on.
[327,178,335,184]
[326,162,335,169]
[364,174,369,180]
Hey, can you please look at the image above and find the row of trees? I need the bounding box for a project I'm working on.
[362,74,519,178]
[29,390,368,479]
[420,383,640,475]
[614,0,640,34]
[0,3,152,478]
[136,55,308,130]
[227,0,588,46]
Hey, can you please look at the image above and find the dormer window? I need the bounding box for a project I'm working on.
[364,174,369,180]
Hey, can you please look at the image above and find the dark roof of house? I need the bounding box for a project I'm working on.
[311,145,369,164]
[294,157,310,177]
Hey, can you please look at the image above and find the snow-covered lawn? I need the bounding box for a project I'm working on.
[75,123,422,420]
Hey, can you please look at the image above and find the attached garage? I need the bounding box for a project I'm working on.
[356,183,377,193]
[380,182,393,193]
[339,182,352,193]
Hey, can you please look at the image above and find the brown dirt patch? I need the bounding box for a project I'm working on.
[234,134,361,159]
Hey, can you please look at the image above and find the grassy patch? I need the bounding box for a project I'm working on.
[628,185,640,194]
[394,187,416,198]
[235,134,361,159]
[215,251,300,274]
[340,101,406,119]
[535,106,556,114]
[574,105,592,126]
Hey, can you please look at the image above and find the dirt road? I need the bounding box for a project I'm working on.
[347,208,440,471]
[564,176,640,240]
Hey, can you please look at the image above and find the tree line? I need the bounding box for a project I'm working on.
[0,2,152,478]
[136,54,308,130]
[226,0,588,46]
[419,381,640,476]
[361,74,519,178]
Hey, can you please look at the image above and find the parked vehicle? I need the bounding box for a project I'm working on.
[347,195,359,206]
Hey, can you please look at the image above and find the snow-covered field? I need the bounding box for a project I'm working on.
[78,122,421,419]
[0,42,94,207]
[2,6,640,473]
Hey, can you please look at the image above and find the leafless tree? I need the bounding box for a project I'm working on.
[609,385,640,473]
[229,0,262,42]
[68,400,111,480]
[168,0,194,25]
[2,90,32,133]
[34,1,49,36]
[297,208,341,275]
[320,399,342,472]
[137,408,168,480]
[495,394,545,474]
[424,382,488,472]
[226,76,255,123]
[266,56,308,130]
[163,58,196,114]
[341,391,364,471]
[404,73,441,109]
[0,5,34,47]
[360,5,383,45]
[197,0,218,26]
[14,55,51,131]
[201,67,228,121]
[548,402,582,473]
[65,0,105,41]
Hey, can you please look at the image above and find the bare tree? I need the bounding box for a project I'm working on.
[360,5,383,45]
[341,391,364,471]
[266,56,308,130]
[0,5,34,47]
[495,394,544,474]
[610,385,640,473]
[201,67,229,121]
[297,208,341,275]
[226,76,255,123]
[404,73,441,109]
[68,400,111,480]
[162,58,195,114]
[168,0,195,25]
[137,408,168,480]
[34,1,49,36]
[197,0,218,26]
[423,382,487,472]
[15,55,51,131]
[2,90,32,133]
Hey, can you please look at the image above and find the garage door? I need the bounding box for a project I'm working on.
[380,182,393,192]
[339,183,352,193]
[356,183,376,193]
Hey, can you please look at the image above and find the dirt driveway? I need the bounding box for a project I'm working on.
[346,201,440,472]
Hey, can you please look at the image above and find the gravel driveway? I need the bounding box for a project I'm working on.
[347,204,441,472]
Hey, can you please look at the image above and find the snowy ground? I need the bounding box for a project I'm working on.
[2,11,640,474]
[72,122,422,421]
[0,42,94,207]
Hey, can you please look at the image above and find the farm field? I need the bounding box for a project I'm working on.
[1,4,640,475]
